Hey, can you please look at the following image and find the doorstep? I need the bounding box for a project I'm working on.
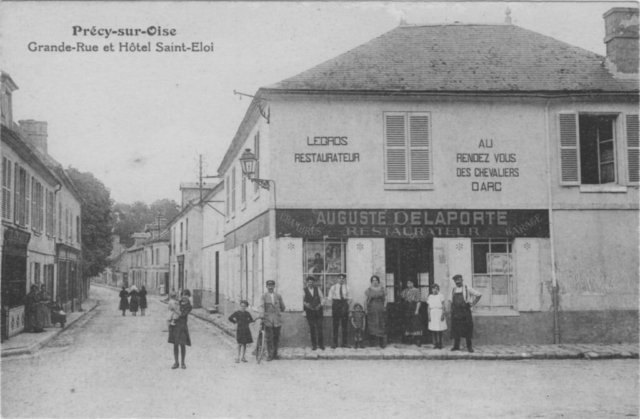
[1,299,99,358]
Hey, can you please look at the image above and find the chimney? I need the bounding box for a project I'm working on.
[603,7,639,75]
[1,72,18,127]
[19,120,48,154]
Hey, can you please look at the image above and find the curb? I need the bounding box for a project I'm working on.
[1,300,100,358]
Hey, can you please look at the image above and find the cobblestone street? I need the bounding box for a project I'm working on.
[1,287,638,418]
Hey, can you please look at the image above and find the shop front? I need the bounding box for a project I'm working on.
[56,243,80,314]
[1,227,31,339]
[276,208,550,346]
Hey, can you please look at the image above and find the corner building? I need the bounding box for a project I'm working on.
[217,10,639,346]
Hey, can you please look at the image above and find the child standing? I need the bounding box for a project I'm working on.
[167,292,180,327]
[228,300,254,363]
[350,303,366,349]
[427,284,447,349]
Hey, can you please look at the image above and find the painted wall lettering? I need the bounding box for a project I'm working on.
[455,139,519,191]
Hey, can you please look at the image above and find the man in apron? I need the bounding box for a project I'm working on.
[449,274,482,353]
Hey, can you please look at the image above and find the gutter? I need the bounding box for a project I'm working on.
[543,98,561,344]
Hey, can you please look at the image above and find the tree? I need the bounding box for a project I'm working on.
[66,167,114,279]
[113,199,179,247]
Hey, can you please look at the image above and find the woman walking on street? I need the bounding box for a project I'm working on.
[365,275,387,348]
[119,286,129,316]
[168,289,192,369]
[139,286,148,316]
[38,284,52,328]
[129,285,140,316]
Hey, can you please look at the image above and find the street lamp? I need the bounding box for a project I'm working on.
[239,148,272,191]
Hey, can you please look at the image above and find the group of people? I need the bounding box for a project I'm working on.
[23,284,66,333]
[118,285,148,316]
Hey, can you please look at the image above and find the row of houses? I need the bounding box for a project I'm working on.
[1,72,84,340]
[104,7,638,347]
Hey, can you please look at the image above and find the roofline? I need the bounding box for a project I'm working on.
[1,71,19,92]
[2,124,61,187]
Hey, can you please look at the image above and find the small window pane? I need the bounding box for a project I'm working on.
[473,243,488,274]
[325,243,343,273]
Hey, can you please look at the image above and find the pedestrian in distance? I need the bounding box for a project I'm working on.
[24,285,45,333]
[38,284,52,328]
[119,286,129,316]
[228,300,254,363]
[449,275,481,353]
[327,273,351,348]
[427,284,447,349]
[259,280,286,361]
[129,285,140,316]
[168,289,192,369]
[365,275,387,348]
[302,276,325,351]
[139,285,148,316]
[350,303,366,349]
[400,280,422,347]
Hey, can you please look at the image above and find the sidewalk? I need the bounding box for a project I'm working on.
[1,298,99,358]
[102,284,640,362]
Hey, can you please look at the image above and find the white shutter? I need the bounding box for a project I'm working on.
[384,113,407,182]
[446,238,472,301]
[2,157,11,220]
[626,114,639,185]
[277,237,303,311]
[514,238,541,311]
[409,113,431,182]
[347,239,372,308]
[14,164,21,225]
[558,113,580,185]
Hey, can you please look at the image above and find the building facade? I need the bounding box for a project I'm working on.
[1,72,83,339]
[215,9,639,346]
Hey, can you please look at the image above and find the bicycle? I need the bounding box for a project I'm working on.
[255,316,274,364]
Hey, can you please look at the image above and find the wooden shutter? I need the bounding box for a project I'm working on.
[14,164,22,225]
[254,132,260,193]
[385,113,408,182]
[409,113,431,182]
[626,114,639,185]
[2,157,11,220]
[558,113,580,185]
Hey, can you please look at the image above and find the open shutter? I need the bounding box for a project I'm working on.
[626,114,639,185]
[2,157,11,220]
[558,113,580,185]
[384,113,407,183]
[14,164,21,225]
[409,113,431,182]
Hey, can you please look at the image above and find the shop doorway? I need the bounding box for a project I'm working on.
[385,238,433,343]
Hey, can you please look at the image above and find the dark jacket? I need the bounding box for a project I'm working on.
[303,287,323,318]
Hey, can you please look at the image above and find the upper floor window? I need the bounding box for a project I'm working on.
[14,164,30,227]
[46,190,55,237]
[231,167,236,214]
[254,131,260,194]
[559,113,639,186]
[31,178,44,234]
[2,157,12,220]
[384,112,432,184]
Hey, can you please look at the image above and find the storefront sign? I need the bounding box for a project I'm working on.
[2,227,31,257]
[276,209,549,238]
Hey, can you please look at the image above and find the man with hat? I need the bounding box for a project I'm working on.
[259,280,286,361]
[327,273,351,348]
[449,274,482,352]
[303,276,325,350]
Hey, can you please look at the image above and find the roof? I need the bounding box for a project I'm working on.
[267,24,639,93]
[146,229,170,245]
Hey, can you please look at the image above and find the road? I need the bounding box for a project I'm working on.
[2,287,638,419]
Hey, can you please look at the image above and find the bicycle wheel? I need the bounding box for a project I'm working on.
[256,330,265,364]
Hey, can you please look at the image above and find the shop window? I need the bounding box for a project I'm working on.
[559,113,639,186]
[471,238,515,310]
[2,156,12,220]
[302,239,347,296]
[383,112,432,184]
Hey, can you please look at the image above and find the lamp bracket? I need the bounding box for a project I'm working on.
[233,90,270,124]
[250,178,271,190]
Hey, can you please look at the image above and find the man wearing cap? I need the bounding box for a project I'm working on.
[449,274,482,353]
[303,276,325,351]
[259,280,286,361]
[327,274,351,348]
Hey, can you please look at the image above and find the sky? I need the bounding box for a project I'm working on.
[1,1,636,204]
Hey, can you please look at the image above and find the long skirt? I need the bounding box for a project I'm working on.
[168,318,191,346]
[39,304,52,327]
[24,307,43,332]
[366,299,386,337]
[129,296,139,313]
[119,298,129,311]
[404,302,422,336]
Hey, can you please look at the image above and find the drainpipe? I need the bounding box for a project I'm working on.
[544,98,561,344]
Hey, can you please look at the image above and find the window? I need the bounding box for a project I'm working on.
[156,249,159,265]
[2,157,12,220]
[472,238,515,310]
[179,222,183,252]
[231,167,236,214]
[225,176,230,218]
[559,113,639,186]
[31,179,44,234]
[185,218,189,250]
[384,112,431,184]
[76,216,80,243]
[254,132,260,193]
[302,239,347,296]
[14,164,29,227]
[46,190,54,237]
[58,201,62,240]
[241,172,246,204]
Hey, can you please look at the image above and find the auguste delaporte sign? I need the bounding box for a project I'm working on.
[276,209,549,239]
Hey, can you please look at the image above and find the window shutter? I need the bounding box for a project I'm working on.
[254,132,260,193]
[385,113,407,182]
[558,113,580,185]
[2,157,11,220]
[14,164,21,225]
[626,114,639,185]
[408,113,431,182]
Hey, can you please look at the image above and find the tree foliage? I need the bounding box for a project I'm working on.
[66,167,114,279]
[113,199,180,247]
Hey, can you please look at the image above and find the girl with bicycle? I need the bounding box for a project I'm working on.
[228,300,255,363]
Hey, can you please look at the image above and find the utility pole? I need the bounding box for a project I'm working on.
[199,154,203,203]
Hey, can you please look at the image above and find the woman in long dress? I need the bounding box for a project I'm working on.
[38,285,52,328]
[129,286,140,316]
[24,285,44,333]
[400,280,422,347]
[426,284,447,349]
[139,286,148,316]
[365,275,387,348]
[168,289,192,369]
[118,286,129,316]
